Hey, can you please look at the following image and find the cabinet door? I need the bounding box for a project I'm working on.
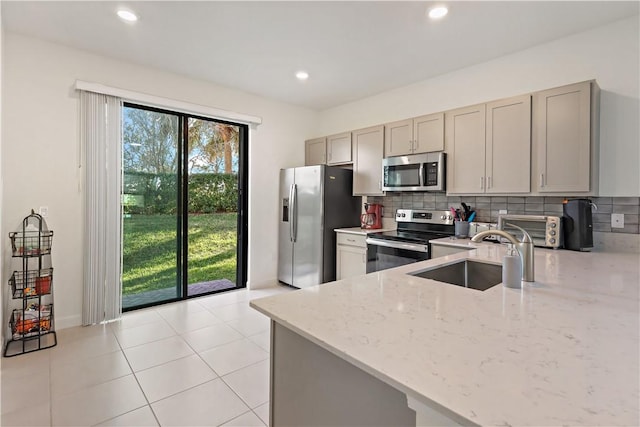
[486,95,531,193]
[353,125,385,196]
[413,113,444,153]
[445,104,486,194]
[327,133,352,165]
[384,119,413,157]
[336,245,367,280]
[533,81,591,192]
[305,137,327,166]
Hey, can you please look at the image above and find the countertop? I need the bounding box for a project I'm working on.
[251,244,640,426]
[334,227,395,235]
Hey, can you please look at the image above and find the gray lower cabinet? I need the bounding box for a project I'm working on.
[270,322,464,426]
[336,232,367,280]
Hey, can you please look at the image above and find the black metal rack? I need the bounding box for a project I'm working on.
[4,210,57,357]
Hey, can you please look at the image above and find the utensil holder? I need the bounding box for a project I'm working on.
[454,221,470,238]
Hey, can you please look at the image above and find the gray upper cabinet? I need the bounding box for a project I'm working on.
[384,119,413,157]
[384,113,444,157]
[305,137,327,166]
[446,96,531,195]
[353,125,385,196]
[532,81,598,193]
[326,132,352,165]
[445,104,487,194]
[485,95,531,193]
[413,113,445,154]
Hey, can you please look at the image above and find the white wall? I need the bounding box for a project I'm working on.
[317,15,640,196]
[1,33,317,328]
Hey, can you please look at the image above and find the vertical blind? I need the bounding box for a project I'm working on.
[81,91,123,325]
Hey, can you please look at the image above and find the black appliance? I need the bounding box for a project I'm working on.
[563,198,594,251]
[365,209,455,273]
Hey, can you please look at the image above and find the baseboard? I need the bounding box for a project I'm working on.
[56,314,83,330]
[247,278,280,290]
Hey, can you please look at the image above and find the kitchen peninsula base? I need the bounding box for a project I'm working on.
[270,321,463,426]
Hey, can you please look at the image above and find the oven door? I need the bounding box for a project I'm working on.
[365,238,429,273]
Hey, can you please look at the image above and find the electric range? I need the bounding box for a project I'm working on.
[365,209,455,273]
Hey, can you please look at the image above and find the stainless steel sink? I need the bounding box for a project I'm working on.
[409,260,502,291]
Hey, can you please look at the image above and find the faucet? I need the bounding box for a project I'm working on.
[471,224,535,282]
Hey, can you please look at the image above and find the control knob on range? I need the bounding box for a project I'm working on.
[550,238,556,244]
[440,215,446,220]
[550,223,557,228]
[550,230,556,236]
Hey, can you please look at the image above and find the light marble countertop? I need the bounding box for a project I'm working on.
[334,227,395,235]
[251,244,640,426]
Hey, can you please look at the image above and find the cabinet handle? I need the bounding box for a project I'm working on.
[362,253,366,263]
[409,140,412,152]
[379,180,382,190]
[347,238,355,243]
[487,176,492,189]
[540,173,544,188]
[480,177,484,190]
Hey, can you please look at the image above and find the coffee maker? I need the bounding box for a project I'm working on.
[563,198,594,251]
[361,203,383,229]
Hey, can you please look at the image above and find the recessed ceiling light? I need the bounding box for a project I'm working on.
[428,6,448,19]
[117,9,138,22]
[295,71,309,81]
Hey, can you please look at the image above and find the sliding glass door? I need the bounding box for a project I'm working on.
[121,104,248,310]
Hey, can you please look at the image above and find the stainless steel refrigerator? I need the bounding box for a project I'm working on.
[278,165,361,288]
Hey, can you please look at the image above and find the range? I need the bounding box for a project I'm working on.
[365,209,455,273]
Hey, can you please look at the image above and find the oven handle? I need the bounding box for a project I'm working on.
[366,238,429,253]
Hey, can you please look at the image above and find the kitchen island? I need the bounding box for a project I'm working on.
[250,244,639,426]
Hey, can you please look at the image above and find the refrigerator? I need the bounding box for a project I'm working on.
[278,165,361,288]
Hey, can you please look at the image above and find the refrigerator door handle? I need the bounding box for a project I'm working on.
[289,184,295,242]
[289,184,298,243]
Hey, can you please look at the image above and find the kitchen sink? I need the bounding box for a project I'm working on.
[409,260,502,291]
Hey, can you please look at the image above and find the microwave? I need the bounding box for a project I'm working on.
[382,152,446,192]
[498,214,562,249]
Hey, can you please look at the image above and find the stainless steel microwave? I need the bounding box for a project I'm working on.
[382,152,446,192]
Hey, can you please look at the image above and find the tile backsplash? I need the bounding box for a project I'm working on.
[367,195,640,235]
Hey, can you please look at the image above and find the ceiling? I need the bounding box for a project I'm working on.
[2,1,639,110]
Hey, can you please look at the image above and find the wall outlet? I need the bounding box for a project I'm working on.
[498,209,507,215]
[611,213,624,228]
[39,206,49,217]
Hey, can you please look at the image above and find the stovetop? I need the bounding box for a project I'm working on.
[367,209,456,244]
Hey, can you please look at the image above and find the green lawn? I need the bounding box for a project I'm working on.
[122,213,237,295]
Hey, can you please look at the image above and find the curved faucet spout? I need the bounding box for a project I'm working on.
[471,230,518,245]
[470,229,535,283]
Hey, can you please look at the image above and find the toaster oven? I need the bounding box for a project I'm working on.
[497,215,562,249]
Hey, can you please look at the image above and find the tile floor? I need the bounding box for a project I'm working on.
[1,285,293,426]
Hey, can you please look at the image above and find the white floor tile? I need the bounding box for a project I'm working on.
[254,402,270,425]
[1,401,50,427]
[200,339,268,376]
[95,405,158,427]
[155,299,205,323]
[1,370,50,415]
[222,360,270,408]
[56,323,113,343]
[109,309,165,331]
[163,309,222,334]
[51,375,147,426]
[181,323,243,353]
[226,312,270,337]
[221,410,266,427]
[51,350,132,397]
[207,301,255,322]
[0,348,50,380]
[135,354,217,403]
[247,330,271,353]
[49,333,121,363]
[114,320,176,349]
[198,290,249,309]
[124,336,194,372]
[151,378,249,426]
